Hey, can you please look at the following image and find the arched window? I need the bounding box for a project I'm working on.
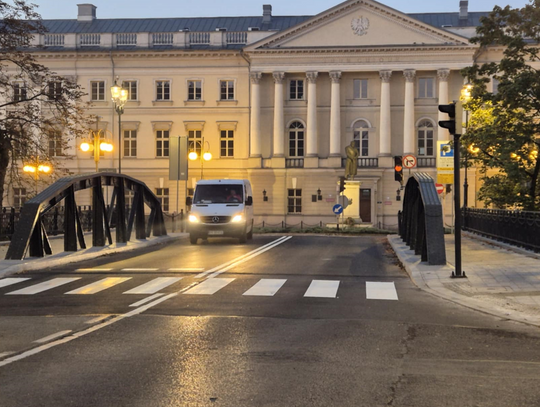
[353,120,369,157]
[288,121,304,157]
[417,120,434,156]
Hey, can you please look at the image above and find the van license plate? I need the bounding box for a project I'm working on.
[208,230,224,236]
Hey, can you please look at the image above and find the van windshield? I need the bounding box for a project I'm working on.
[193,185,244,204]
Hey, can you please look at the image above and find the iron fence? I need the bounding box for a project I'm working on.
[463,208,540,252]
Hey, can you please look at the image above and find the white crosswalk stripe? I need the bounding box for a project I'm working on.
[0,278,31,289]
[65,277,132,295]
[183,278,235,295]
[304,280,340,298]
[243,279,287,296]
[6,278,81,295]
[366,282,399,301]
[123,277,183,295]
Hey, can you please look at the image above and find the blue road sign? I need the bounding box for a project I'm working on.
[439,143,454,157]
[333,204,343,215]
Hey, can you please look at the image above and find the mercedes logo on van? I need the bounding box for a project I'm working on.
[212,216,220,223]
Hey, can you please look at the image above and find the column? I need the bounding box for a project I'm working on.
[379,70,392,156]
[306,71,318,157]
[273,72,285,157]
[403,69,416,155]
[250,72,262,157]
[329,71,342,157]
[437,68,450,141]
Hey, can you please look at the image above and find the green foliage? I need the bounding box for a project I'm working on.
[462,1,540,210]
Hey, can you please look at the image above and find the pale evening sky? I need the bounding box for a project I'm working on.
[29,0,530,20]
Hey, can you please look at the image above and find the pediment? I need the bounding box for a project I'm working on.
[245,0,470,52]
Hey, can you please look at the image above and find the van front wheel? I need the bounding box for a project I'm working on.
[190,234,198,245]
[238,230,247,244]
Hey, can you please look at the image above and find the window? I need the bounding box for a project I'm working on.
[220,130,234,157]
[126,190,134,209]
[288,121,305,157]
[220,80,234,100]
[156,130,169,157]
[123,130,137,157]
[48,131,63,157]
[353,79,368,99]
[122,81,137,101]
[156,80,170,100]
[289,79,304,100]
[188,130,202,155]
[287,189,302,213]
[13,82,26,102]
[156,188,169,212]
[13,188,27,208]
[48,81,62,100]
[417,120,434,156]
[353,120,370,157]
[188,80,202,101]
[492,78,500,94]
[418,77,434,98]
[91,81,105,101]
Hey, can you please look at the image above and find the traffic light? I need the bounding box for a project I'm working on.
[394,156,403,183]
[339,176,346,193]
[438,101,463,135]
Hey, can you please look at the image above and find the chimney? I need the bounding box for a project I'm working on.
[459,1,468,21]
[263,5,272,24]
[77,4,97,22]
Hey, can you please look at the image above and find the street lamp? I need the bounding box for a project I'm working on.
[111,78,128,174]
[461,83,473,208]
[79,129,114,172]
[23,158,52,195]
[188,137,212,179]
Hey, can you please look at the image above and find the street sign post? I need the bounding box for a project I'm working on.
[332,204,343,215]
[436,140,454,185]
[435,183,444,195]
[403,155,417,169]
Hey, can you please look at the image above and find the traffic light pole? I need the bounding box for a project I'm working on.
[452,133,466,278]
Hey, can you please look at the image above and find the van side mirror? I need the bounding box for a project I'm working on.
[246,196,253,206]
[186,196,193,206]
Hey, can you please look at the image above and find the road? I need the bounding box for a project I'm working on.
[1,235,540,406]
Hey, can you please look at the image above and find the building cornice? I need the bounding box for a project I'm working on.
[33,49,243,59]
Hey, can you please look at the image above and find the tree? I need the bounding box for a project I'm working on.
[462,0,540,211]
[0,0,89,209]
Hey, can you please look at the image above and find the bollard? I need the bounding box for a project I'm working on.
[180,209,184,232]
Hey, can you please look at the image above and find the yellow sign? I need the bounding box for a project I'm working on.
[437,173,454,184]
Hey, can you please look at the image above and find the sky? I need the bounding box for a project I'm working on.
[29,0,531,20]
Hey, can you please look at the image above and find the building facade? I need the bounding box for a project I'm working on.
[5,0,496,229]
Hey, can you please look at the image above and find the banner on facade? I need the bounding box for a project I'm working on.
[169,136,188,181]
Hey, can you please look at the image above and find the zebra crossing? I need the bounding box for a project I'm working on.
[0,276,400,300]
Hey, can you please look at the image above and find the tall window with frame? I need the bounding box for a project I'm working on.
[287,189,302,213]
[289,79,304,100]
[288,121,305,157]
[220,80,234,100]
[48,131,63,157]
[492,78,500,95]
[156,130,169,157]
[418,77,434,98]
[220,130,234,158]
[90,80,105,101]
[156,80,170,101]
[13,187,27,208]
[188,80,202,101]
[417,120,435,157]
[47,81,62,100]
[156,188,169,212]
[188,130,202,155]
[353,120,370,157]
[123,130,137,157]
[122,81,138,101]
[353,79,368,99]
[126,190,135,210]
[13,82,27,102]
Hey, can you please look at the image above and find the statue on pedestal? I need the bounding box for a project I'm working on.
[345,141,359,179]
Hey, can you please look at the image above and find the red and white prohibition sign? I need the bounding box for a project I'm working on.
[403,154,417,169]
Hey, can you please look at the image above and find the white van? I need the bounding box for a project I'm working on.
[188,179,254,244]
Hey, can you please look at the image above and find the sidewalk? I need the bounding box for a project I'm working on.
[0,231,187,278]
[389,232,540,327]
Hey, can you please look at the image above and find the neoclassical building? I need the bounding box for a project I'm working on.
[6,0,496,228]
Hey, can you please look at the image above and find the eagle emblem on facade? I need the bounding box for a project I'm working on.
[351,16,370,36]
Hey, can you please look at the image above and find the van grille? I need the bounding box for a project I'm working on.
[201,216,231,224]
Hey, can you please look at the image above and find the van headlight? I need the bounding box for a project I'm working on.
[231,214,243,223]
[189,214,199,223]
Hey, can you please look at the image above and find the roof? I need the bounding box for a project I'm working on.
[409,12,490,28]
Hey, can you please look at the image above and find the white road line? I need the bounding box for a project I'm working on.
[0,278,31,289]
[65,277,132,295]
[183,278,235,295]
[128,293,164,307]
[6,278,81,295]
[123,277,182,295]
[0,352,14,359]
[85,315,112,324]
[120,268,159,272]
[33,330,72,344]
[75,268,113,272]
[304,280,340,298]
[195,236,289,278]
[168,268,204,272]
[206,236,293,278]
[243,279,287,296]
[366,282,399,301]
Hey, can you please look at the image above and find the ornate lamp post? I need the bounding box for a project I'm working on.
[188,138,212,179]
[79,129,113,172]
[23,158,52,195]
[111,78,128,173]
